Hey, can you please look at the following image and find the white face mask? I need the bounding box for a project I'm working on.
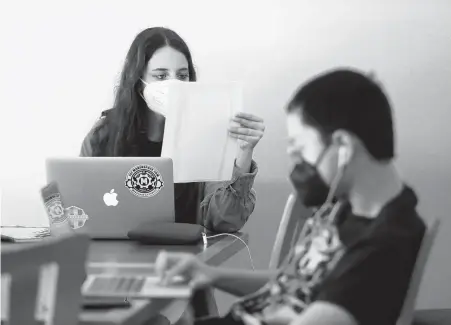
[141,79,182,117]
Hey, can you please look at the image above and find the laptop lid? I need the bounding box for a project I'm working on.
[45,157,175,239]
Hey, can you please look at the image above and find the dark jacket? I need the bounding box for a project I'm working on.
[79,115,258,233]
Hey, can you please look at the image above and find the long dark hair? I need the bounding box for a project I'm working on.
[91,27,197,156]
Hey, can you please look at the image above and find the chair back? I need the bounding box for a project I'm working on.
[1,233,90,325]
[269,195,349,270]
[397,217,440,325]
[269,194,310,270]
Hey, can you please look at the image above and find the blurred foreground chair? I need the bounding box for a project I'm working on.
[1,233,90,325]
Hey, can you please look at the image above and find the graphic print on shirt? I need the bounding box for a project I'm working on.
[125,164,164,198]
[231,202,347,321]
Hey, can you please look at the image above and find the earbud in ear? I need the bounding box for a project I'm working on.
[338,146,349,168]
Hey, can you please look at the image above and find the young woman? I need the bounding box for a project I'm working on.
[80,27,265,233]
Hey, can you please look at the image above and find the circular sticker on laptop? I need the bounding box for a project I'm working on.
[125,164,164,198]
[65,206,89,229]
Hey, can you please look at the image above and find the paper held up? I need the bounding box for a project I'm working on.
[161,81,243,183]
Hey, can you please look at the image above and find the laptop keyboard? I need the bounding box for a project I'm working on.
[86,276,146,295]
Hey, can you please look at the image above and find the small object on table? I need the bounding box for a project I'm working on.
[0,226,50,243]
[127,222,204,245]
[40,181,73,236]
[82,296,131,310]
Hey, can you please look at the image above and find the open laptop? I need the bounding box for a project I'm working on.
[45,157,175,239]
[82,263,191,299]
[82,272,191,299]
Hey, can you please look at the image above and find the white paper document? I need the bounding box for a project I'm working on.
[161,82,243,183]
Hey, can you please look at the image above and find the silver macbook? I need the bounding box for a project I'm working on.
[82,272,191,299]
[45,157,175,239]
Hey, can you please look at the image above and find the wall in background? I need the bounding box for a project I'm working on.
[1,0,450,311]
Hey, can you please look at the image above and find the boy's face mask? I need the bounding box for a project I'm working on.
[289,146,331,207]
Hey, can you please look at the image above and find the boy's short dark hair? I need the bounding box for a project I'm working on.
[287,68,395,161]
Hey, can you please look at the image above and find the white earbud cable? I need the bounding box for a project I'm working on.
[202,232,255,271]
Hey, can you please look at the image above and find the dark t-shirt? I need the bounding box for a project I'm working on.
[136,137,163,157]
[314,186,425,325]
[226,185,425,325]
[127,132,202,225]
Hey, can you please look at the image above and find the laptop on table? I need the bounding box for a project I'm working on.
[45,157,175,239]
[45,157,192,299]
[82,270,191,299]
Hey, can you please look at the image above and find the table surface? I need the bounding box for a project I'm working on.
[413,309,451,325]
[80,233,248,325]
[2,233,249,325]
[87,233,248,265]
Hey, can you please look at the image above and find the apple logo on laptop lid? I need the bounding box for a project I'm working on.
[103,189,119,207]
